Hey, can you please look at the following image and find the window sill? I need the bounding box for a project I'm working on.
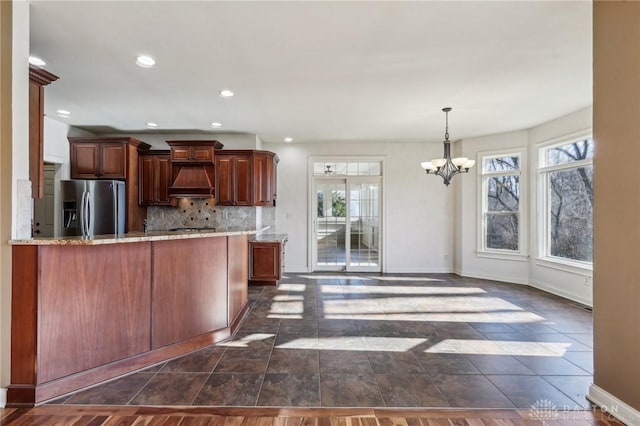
[534,257,593,276]
[475,251,529,262]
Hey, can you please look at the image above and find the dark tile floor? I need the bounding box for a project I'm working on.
[52,273,593,408]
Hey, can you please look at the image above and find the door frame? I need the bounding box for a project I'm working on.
[307,156,386,273]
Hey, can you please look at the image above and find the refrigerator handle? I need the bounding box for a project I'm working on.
[79,191,86,237]
[85,193,91,236]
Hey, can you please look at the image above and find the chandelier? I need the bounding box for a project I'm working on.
[421,107,475,186]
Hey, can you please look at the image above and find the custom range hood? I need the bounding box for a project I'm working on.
[166,140,224,198]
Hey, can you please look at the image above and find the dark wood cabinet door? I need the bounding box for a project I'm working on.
[29,81,44,199]
[215,155,234,205]
[28,66,58,199]
[271,159,277,205]
[191,146,214,162]
[99,144,126,178]
[138,156,155,205]
[139,153,171,206]
[252,154,272,206]
[250,242,281,281]
[70,143,100,178]
[170,147,191,162]
[235,155,252,206]
[156,156,172,205]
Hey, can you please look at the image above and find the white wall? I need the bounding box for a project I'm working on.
[263,140,455,273]
[528,107,593,305]
[456,106,593,305]
[43,117,94,170]
[457,130,531,284]
[11,1,29,239]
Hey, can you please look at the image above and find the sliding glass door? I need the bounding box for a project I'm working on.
[312,169,382,272]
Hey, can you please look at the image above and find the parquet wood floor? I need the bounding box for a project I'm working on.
[0,406,624,426]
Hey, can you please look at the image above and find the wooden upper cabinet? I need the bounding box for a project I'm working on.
[29,65,59,199]
[252,152,275,206]
[139,151,172,206]
[100,144,127,178]
[68,137,151,232]
[70,141,127,179]
[168,141,222,163]
[215,153,252,206]
[215,150,278,207]
[70,143,100,178]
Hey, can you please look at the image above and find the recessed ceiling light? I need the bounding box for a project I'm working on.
[56,109,71,118]
[210,122,222,128]
[29,56,46,67]
[219,89,234,98]
[284,137,293,143]
[146,122,158,128]
[136,55,156,68]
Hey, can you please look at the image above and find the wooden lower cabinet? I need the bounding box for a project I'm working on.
[8,235,250,406]
[249,240,285,285]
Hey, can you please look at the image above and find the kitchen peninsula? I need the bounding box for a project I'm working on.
[8,226,265,406]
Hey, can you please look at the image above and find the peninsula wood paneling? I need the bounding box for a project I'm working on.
[228,234,248,324]
[11,246,39,386]
[37,243,152,383]
[152,238,228,349]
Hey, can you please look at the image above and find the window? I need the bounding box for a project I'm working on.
[479,152,524,254]
[539,137,593,264]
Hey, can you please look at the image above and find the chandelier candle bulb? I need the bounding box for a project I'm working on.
[421,161,435,171]
[432,158,447,168]
[452,157,469,167]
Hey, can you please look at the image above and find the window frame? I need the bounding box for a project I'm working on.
[537,133,593,269]
[476,147,528,260]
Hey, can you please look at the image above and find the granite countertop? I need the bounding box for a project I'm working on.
[9,226,269,246]
[251,233,288,243]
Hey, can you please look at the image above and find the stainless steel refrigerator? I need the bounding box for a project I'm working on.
[61,180,126,237]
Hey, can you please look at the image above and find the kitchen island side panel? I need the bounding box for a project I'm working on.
[38,243,152,383]
[151,237,228,349]
[228,234,249,325]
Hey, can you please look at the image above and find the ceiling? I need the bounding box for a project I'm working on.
[29,1,592,144]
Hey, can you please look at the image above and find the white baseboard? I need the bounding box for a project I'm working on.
[459,270,528,285]
[529,279,592,307]
[0,387,6,409]
[588,383,640,426]
[285,267,454,274]
[386,267,453,274]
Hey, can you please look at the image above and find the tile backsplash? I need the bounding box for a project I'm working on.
[146,198,275,231]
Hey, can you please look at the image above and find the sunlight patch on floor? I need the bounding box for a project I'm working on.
[219,333,276,348]
[275,336,427,352]
[364,276,445,282]
[425,339,570,356]
[319,285,487,295]
[318,296,546,323]
[277,283,307,292]
[299,275,373,281]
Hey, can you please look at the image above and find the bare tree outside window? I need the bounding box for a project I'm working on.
[483,156,521,251]
[544,139,593,262]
